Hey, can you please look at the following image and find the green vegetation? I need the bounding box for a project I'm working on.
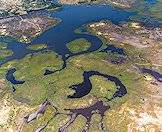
[66,115,87,131]
[1,50,64,106]
[0,43,7,49]
[0,20,158,131]
[0,50,13,60]
[22,105,56,131]
[66,38,91,53]
[90,76,117,99]
[12,50,63,78]
[0,43,13,61]
[0,43,150,131]
[27,44,47,50]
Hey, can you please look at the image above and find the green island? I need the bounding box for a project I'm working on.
[27,44,47,51]
[67,38,91,53]
[0,43,13,61]
[0,43,7,49]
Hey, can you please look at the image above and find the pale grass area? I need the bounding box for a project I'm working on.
[0,0,49,15]
[0,79,5,89]
[0,94,37,131]
[127,82,162,132]
[0,99,11,125]
[151,48,162,67]
[104,78,162,131]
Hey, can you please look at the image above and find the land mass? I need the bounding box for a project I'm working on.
[88,20,162,66]
[67,38,91,53]
[0,43,13,62]
[59,0,136,8]
[27,44,47,51]
[0,0,53,17]
[0,1,162,132]
[0,10,61,43]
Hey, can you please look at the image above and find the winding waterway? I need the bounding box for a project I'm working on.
[3,4,160,90]
[68,71,127,99]
[1,5,134,66]
[6,68,25,85]
[2,4,162,131]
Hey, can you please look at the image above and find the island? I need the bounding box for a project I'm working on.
[0,42,13,62]
[27,44,48,51]
[66,38,91,53]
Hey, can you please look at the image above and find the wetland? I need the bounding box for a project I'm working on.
[0,1,162,132]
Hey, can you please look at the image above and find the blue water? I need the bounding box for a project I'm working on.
[44,69,55,75]
[33,5,133,55]
[1,4,160,99]
[68,71,127,100]
[145,0,157,5]
[1,5,134,66]
[101,45,126,55]
[6,68,25,85]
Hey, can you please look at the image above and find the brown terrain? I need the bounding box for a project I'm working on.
[88,21,162,131]
[89,21,162,66]
[0,11,60,43]
[0,0,51,16]
[59,0,136,8]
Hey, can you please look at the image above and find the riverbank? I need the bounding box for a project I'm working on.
[0,3,162,132]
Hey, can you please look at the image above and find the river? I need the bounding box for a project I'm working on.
[0,5,134,66]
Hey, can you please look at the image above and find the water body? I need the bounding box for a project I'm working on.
[60,101,109,131]
[141,68,162,82]
[1,4,162,67]
[44,69,55,75]
[100,45,126,64]
[1,5,134,66]
[101,45,125,55]
[6,68,25,85]
[68,71,127,100]
[1,5,159,93]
